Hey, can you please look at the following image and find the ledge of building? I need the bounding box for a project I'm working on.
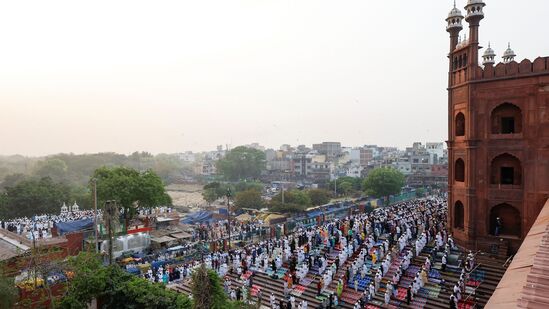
[486,199,549,308]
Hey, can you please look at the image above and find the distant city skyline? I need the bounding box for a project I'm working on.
[1,0,548,156]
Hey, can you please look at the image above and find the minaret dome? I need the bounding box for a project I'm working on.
[482,42,496,65]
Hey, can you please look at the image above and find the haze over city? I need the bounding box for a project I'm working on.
[1,0,548,156]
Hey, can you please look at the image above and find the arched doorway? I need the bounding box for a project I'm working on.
[490,153,522,186]
[455,158,465,182]
[489,203,521,237]
[491,103,522,134]
[454,201,464,229]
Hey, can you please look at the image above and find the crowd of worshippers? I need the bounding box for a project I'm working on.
[0,210,98,240]
[190,220,265,243]
[122,196,473,309]
[187,197,454,308]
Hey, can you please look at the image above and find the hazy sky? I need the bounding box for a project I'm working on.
[1,0,548,156]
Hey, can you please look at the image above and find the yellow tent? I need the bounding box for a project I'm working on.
[235,213,252,222]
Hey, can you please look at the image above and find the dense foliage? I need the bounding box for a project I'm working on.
[216,147,266,181]
[0,177,75,219]
[202,181,264,205]
[363,167,405,203]
[190,264,227,309]
[268,189,311,213]
[307,189,331,206]
[0,152,194,188]
[58,252,191,309]
[234,189,263,210]
[329,176,364,197]
[0,270,18,309]
[91,167,171,221]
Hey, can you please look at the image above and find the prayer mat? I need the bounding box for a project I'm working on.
[396,287,408,300]
[300,277,313,287]
[406,265,421,277]
[250,284,261,297]
[428,269,442,280]
[240,271,253,281]
[470,270,485,281]
[410,296,427,309]
[389,299,402,307]
[290,285,306,297]
[399,276,413,287]
[458,300,475,309]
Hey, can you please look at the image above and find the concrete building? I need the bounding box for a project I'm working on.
[312,142,341,160]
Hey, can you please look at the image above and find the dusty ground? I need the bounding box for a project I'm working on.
[166,183,207,211]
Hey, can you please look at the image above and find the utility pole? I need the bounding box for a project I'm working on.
[105,200,116,265]
[226,188,232,250]
[334,177,337,197]
[92,178,98,252]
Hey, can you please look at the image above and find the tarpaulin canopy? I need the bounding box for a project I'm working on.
[55,218,94,235]
[170,232,192,239]
[180,211,213,224]
[167,245,185,252]
[150,236,176,244]
[235,213,252,222]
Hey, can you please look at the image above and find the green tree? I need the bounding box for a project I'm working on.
[2,177,71,218]
[234,181,263,193]
[0,173,27,190]
[235,189,263,210]
[216,147,266,181]
[152,154,183,184]
[202,188,218,205]
[268,190,311,213]
[91,167,171,222]
[203,182,232,202]
[32,158,68,183]
[0,270,18,309]
[307,189,330,206]
[363,167,405,205]
[59,252,191,309]
[191,264,228,309]
[329,176,364,196]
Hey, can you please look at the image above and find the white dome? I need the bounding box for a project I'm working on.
[483,43,495,57]
[503,43,516,58]
[446,2,464,31]
[448,6,463,19]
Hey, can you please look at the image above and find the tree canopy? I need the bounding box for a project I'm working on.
[363,167,405,202]
[329,176,364,197]
[92,167,171,218]
[0,177,72,219]
[32,159,68,183]
[58,252,191,309]
[307,189,331,206]
[269,189,311,213]
[234,189,263,210]
[216,146,266,181]
[0,270,18,309]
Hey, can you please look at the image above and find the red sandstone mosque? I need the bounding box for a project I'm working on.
[445,0,549,254]
[446,1,549,307]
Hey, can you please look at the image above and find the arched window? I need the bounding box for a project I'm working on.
[490,153,522,186]
[490,203,521,237]
[454,159,465,182]
[455,112,465,136]
[491,103,522,134]
[454,201,464,229]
